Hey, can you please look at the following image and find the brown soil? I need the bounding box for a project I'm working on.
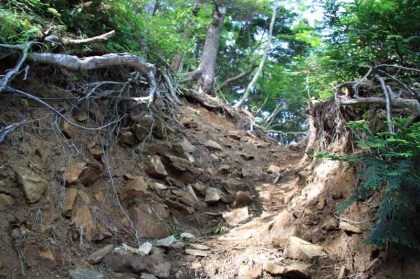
[0,71,418,279]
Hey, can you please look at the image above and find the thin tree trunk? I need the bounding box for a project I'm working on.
[233,2,277,109]
[196,3,227,96]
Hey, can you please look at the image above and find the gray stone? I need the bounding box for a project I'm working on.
[138,242,153,255]
[204,187,222,204]
[156,235,177,247]
[68,268,104,279]
[120,131,138,146]
[133,116,154,142]
[204,140,223,151]
[87,245,114,264]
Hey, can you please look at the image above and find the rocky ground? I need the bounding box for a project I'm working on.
[0,86,419,279]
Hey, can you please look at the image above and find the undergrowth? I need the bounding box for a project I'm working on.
[317,118,420,249]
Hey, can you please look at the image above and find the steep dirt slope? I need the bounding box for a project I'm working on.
[1,88,419,279]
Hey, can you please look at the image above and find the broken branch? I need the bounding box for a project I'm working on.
[45,30,116,45]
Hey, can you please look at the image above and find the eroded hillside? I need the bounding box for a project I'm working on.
[0,82,419,279]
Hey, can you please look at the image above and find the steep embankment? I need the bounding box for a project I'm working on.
[0,85,419,279]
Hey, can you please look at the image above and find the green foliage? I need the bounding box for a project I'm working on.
[316,119,420,249]
[322,0,420,79]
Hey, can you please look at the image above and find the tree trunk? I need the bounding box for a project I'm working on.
[196,3,227,96]
[233,2,277,109]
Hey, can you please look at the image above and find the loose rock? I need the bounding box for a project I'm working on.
[223,207,249,226]
[204,140,223,151]
[64,163,87,185]
[185,248,210,257]
[204,187,222,204]
[283,236,327,260]
[156,235,177,247]
[238,265,262,279]
[146,155,168,179]
[63,188,78,217]
[0,193,14,210]
[339,221,363,234]
[87,244,114,264]
[12,165,48,203]
[68,268,104,279]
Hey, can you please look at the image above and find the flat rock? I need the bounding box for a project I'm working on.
[267,165,281,174]
[264,262,310,278]
[321,217,339,231]
[130,207,170,238]
[79,164,103,186]
[264,210,299,247]
[156,235,177,247]
[104,250,172,278]
[63,188,78,217]
[151,182,168,191]
[0,194,14,210]
[189,243,209,250]
[12,165,48,203]
[74,205,95,241]
[68,268,104,279]
[88,146,104,160]
[141,274,158,279]
[65,163,87,185]
[133,116,154,142]
[87,244,114,264]
[180,232,195,241]
[223,207,249,226]
[232,191,252,208]
[283,236,327,260]
[60,120,78,138]
[178,138,195,153]
[153,117,167,139]
[146,155,168,179]
[204,187,222,204]
[238,265,262,279]
[121,176,148,200]
[138,242,153,255]
[193,183,207,195]
[78,189,91,204]
[185,248,210,257]
[165,155,192,172]
[204,140,223,151]
[120,131,138,146]
[339,221,363,234]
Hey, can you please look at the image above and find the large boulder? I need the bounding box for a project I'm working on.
[130,206,170,238]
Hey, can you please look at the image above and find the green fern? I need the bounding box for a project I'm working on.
[317,118,420,249]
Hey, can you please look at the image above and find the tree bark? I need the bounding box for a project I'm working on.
[196,3,227,96]
[233,2,277,109]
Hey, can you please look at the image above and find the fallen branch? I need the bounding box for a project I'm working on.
[0,42,32,93]
[375,73,393,132]
[45,30,116,45]
[337,96,420,115]
[29,52,158,104]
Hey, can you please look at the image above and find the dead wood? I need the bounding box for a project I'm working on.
[29,53,158,104]
[45,30,116,45]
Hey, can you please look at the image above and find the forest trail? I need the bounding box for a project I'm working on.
[167,103,333,279]
[0,94,417,279]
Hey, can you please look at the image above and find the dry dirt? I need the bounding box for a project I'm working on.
[0,75,419,279]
